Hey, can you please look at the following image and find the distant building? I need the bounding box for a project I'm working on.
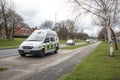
[14,26,37,37]
[0,26,37,38]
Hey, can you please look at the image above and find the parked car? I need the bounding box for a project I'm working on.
[66,39,75,45]
[86,39,90,43]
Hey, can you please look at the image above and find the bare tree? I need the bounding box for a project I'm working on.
[0,0,9,39]
[40,20,53,29]
[7,9,24,40]
[59,21,69,40]
[54,20,89,40]
[0,0,25,40]
[54,21,70,40]
[0,9,4,38]
[98,27,107,41]
[66,20,75,39]
[71,0,120,56]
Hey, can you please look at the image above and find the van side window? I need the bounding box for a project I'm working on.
[44,36,50,43]
[56,37,57,41]
[50,36,55,42]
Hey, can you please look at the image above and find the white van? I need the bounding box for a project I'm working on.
[18,29,59,57]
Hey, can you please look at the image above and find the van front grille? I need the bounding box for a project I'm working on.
[22,46,33,49]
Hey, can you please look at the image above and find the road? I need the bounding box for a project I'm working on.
[0,42,100,80]
[0,42,86,57]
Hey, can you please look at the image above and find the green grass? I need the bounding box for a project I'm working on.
[61,43,91,50]
[59,40,67,44]
[0,67,7,71]
[75,39,85,43]
[0,38,25,49]
[61,42,120,80]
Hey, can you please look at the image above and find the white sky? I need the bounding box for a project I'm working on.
[13,0,73,26]
[13,0,100,37]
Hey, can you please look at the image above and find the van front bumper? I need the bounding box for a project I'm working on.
[18,50,41,55]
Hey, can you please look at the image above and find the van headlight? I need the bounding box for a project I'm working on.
[33,46,39,50]
[39,46,42,49]
[18,45,22,49]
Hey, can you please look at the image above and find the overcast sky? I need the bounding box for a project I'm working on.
[13,0,100,37]
[13,0,73,26]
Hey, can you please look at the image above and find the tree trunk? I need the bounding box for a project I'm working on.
[1,6,9,39]
[113,35,118,50]
[107,26,114,56]
[8,29,11,40]
[110,27,118,50]
[0,27,2,39]
[12,29,14,40]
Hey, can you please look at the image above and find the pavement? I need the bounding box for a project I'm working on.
[24,42,101,80]
[0,42,100,80]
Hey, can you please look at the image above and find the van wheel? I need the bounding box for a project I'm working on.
[54,47,58,54]
[54,50,58,54]
[20,53,26,57]
[40,50,45,58]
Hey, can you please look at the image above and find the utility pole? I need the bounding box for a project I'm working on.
[54,13,57,28]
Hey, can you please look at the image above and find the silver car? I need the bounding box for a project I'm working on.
[66,39,75,45]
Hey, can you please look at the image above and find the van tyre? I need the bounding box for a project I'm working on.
[54,47,58,54]
[54,50,58,54]
[20,53,26,57]
[40,50,45,58]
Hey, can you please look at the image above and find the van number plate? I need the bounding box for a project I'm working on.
[24,49,30,52]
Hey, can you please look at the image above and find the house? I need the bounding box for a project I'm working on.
[0,26,37,39]
[14,26,37,37]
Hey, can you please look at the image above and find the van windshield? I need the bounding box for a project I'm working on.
[26,33,45,41]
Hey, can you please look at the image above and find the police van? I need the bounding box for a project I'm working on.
[18,29,59,57]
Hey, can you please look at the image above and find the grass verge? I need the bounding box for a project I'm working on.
[0,38,25,49]
[60,42,120,80]
[59,40,67,44]
[0,67,7,71]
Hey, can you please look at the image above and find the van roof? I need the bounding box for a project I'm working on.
[33,29,57,35]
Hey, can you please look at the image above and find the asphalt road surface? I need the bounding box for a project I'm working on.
[0,42,86,57]
[0,42,100,80]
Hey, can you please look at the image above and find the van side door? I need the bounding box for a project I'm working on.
[50,35,56,51]
[44,35,51,53]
